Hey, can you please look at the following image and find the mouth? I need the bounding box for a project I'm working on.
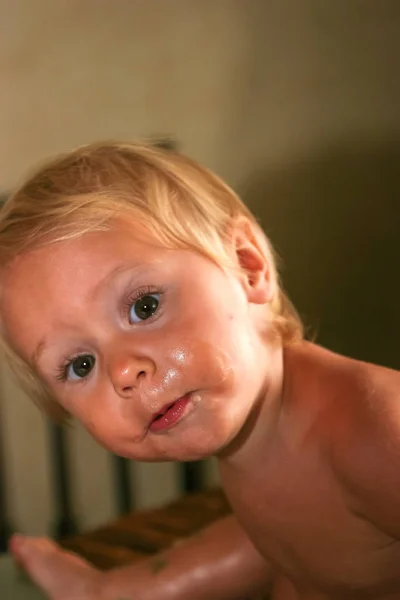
[149,393,192,433]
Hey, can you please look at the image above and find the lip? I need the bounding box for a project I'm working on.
[149,393,192,433]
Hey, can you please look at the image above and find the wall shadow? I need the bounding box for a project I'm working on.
[241,137,400,368]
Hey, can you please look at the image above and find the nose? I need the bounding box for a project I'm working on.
[108,353,156,398]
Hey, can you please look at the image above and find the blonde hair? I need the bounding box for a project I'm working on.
[0,140,303,419]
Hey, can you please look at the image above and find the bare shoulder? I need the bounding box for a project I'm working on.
[284,343,400,539]
[323,350,400,538]
[286,341,400,421]
[328,351,400,449]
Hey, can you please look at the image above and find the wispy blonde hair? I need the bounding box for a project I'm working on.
[0,140,302,419]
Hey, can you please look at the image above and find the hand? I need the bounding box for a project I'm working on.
[9,534,104,600]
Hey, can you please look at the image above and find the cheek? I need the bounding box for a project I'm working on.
[163,336,238,397]
[84,413,127,454]
[159,306,255,394]
[56,389,118,444]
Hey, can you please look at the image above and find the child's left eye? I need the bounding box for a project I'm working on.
[129,294,161,324]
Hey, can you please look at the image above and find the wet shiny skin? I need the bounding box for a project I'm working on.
[0,225,272,462]
[3,224,400,598]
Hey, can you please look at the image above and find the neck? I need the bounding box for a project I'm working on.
[217,337,287,472]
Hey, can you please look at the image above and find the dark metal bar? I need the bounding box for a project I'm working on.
[0,520,12,553]
[1,198,16,549]
[48,423,78,539]
[180,461,204,494]
[0,399,13,552]
[112,455,133,515]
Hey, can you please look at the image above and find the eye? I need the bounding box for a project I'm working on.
[67,354,96,380]
[129,293,160,324]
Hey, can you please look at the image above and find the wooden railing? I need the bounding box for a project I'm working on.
[0,418,205,552]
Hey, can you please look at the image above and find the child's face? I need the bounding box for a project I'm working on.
[1,223,272,461]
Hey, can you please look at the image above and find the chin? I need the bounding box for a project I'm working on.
[158,429,235,463]
[172,423,239,461]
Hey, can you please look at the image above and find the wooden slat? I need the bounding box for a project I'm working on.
[65,539,143,570]
[62,488,230,569]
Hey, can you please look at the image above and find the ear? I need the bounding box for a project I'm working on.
[231,217,273,304]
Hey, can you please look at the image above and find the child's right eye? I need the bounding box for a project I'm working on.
[63,354,96,381]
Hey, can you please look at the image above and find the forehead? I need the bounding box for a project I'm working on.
[2,227,160,292]
[0,226,173,354]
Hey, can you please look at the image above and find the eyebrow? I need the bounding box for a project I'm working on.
[89,262,142,300]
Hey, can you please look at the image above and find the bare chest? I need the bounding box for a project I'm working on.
[221,452,400,597]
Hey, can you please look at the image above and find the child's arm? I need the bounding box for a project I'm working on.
[10,514,272,600]
[101,514,272,600]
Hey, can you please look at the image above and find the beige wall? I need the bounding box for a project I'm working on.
[0,1,399,534]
